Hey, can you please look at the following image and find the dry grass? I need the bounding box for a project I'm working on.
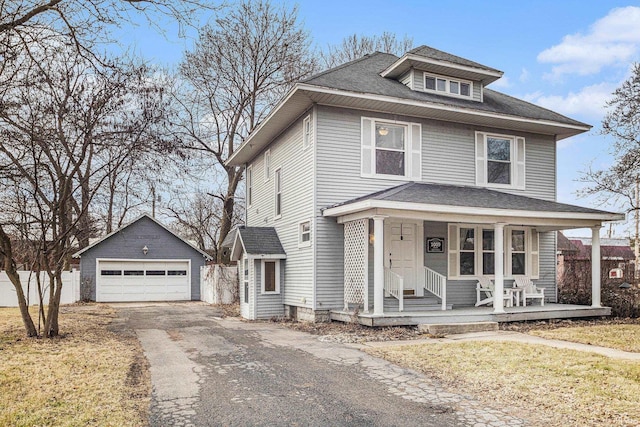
[530,324,640,353]
[0,305,149,427]
[368,341,640,427]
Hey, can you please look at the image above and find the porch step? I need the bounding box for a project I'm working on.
[383,296,444,312]
[418,321,499,335]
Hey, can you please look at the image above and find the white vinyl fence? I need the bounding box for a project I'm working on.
[0,270,80,307]
[200,265,238,304]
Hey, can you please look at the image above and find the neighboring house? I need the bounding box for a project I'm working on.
[74,214,212,302]
[557,233,636,283]
[226,45,624,324]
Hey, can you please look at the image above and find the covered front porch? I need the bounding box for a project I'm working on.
[322,182,624,325]
[330,303,612,327]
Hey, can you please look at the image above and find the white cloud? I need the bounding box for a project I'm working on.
[523,81,617,122]
[537,6,640,79]
[490,75,510,88]
[519,68,529,83]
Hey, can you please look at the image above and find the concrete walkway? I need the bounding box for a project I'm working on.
[362,330,640,361]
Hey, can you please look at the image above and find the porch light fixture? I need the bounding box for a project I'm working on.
[142,245,149,255]
[377,126,389,136]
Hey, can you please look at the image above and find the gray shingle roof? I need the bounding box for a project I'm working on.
[237,226,285,255]
[325,182,617,215]
[408,45,502,74]
[303,52,588,128]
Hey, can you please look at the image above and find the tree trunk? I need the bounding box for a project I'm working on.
[0,226,38,336]
[44,271,62,338]
[216,167,242,263]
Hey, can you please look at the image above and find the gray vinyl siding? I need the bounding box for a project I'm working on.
[315,105,558,310]
[536,231,557,302]
[253,259,285,319]
[399,71,412,88]
[79,216,206,301]
[246,111,314,310]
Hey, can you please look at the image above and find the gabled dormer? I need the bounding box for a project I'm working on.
[381,45,503,102]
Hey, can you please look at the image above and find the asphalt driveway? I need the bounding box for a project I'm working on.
[112,303,523,427]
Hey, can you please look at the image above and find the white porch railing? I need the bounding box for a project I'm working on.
[422,267,447,311]
[384,268,404,312]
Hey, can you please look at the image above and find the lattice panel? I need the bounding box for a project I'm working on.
[344,219,368,307]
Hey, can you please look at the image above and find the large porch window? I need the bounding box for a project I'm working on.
[448,224,539,279]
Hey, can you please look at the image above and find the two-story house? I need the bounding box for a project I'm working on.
[227,45,624,325]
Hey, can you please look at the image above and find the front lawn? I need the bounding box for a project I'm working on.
[367,341,640,426]
[0,305,149,427]
[530,324,640,353]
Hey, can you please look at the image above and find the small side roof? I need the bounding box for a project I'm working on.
[73,214,213,260]
[230,226,286,261]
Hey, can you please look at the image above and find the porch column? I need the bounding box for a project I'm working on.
[373,215,386,315]
[591,225,602,308]
[493,223,506,313]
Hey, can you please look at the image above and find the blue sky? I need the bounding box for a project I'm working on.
[117,1,640,237]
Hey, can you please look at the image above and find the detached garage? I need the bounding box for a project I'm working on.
[74,214,212,302]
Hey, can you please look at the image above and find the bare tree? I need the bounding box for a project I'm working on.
[171,0,315,262]
[320,31,414,69]
[0,32,171,337]
[580,63,640,214]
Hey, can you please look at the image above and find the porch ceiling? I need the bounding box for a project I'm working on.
[322,182,624,231]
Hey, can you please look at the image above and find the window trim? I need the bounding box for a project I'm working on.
[274,167,282,219]
[264,149,271,182]
[448,224,539,279]
[475,131,525,190]
[423,72,473,99]
[260,259,280,294]
[302,114,312,150]
[246,165,252,207]
[361,117,422,181]
[298,220,311,248]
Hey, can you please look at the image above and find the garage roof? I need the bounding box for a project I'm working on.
[73,214,213,260]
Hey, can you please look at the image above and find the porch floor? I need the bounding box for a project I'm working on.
[329,303,612,327]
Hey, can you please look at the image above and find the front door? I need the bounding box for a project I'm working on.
[387,222,417,295]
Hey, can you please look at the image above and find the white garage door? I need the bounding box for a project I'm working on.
[96,260,191,302]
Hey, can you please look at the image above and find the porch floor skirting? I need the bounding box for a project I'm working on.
[329,304,611,327]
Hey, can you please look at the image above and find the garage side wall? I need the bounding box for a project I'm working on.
[79,217,206,301]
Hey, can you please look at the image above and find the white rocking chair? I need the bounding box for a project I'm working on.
[475,277,513,307]
[514,277,545,306]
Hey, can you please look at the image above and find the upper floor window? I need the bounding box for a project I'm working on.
[246,166,252,207]
[475,132,525,190]
[274,167,282,218]
[264,149,271,182]
[424,72,472,98]
[302,115,312,149]
[361,117,421,181]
